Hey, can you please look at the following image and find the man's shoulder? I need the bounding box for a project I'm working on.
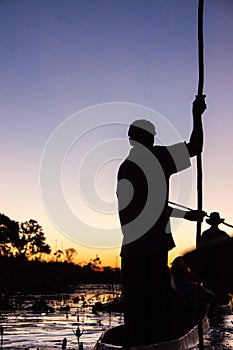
[219,229,229,237]
[201,228,212,238]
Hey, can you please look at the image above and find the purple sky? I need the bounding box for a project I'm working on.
[1,0,233,265]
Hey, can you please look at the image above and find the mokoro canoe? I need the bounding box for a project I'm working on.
[93,315,210,350]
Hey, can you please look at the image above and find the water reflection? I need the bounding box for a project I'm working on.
[203,308,233,350]
[0,284,232,350]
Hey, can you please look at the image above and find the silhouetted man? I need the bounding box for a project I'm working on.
[200,212,229,247]
[117,96,206,345]
[171,256,215,331]
[199,212,230,303]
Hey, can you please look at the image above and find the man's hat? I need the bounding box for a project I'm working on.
[206,212,225,225]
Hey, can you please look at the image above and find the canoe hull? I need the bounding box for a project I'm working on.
[94,316,209,350]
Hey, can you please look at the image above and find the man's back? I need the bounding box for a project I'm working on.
[201,227,229,247]
[117,142,190,256]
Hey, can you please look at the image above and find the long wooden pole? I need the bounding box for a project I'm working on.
[197,0,204,262]
[169,201,233,228]
[197,0,204,98]
[197,0,205,349]
[196,0,204,247]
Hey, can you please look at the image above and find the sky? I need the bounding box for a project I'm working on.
[1,0,233,267]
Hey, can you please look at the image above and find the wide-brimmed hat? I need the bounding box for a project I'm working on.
[206,212,225,225]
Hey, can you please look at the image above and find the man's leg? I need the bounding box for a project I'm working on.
[121,255,149,345]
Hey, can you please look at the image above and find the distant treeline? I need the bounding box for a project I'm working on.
[0,213,121,293]
[0,258,121,293]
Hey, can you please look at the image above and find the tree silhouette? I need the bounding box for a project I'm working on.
[17,219,51,259]
[83,255,102,271]
[65,248,77,263]
[54,249,64,262]
[0,213,19,258]
[93,254,102,270]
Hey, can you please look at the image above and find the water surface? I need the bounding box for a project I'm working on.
[0,284,232,350]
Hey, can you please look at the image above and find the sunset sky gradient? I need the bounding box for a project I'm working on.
[1,0,233,266]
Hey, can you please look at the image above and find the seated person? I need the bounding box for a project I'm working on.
[171,256,215,330]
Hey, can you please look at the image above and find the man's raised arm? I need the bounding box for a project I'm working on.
[186,95,206,157]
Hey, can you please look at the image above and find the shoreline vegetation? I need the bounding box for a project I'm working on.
[1,212,233,300]
[0,258,121,294]
[0,213,120,294]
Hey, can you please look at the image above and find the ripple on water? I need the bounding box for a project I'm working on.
[0,285,232,350]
